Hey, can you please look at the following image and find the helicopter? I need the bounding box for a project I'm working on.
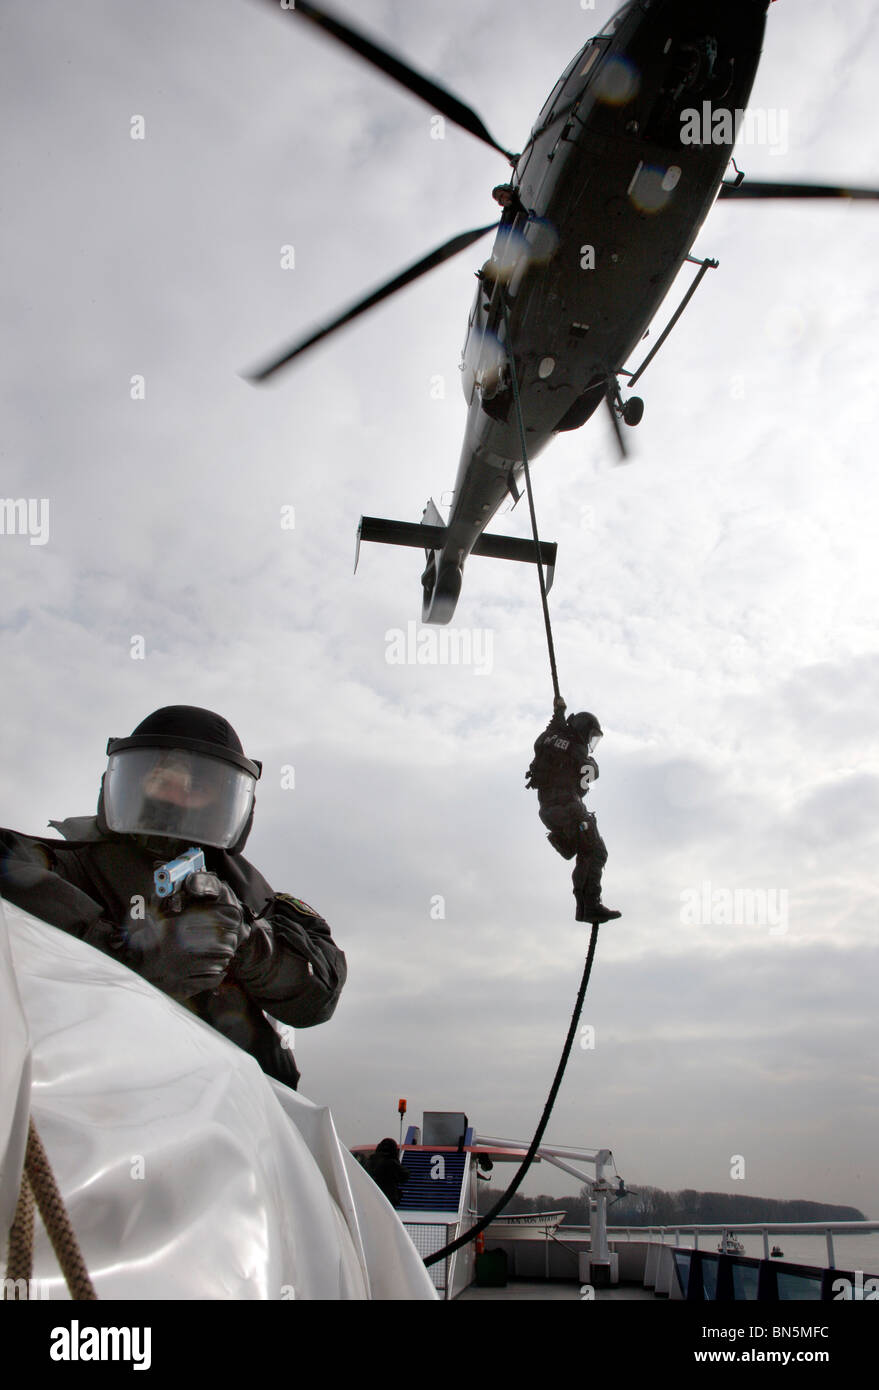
[249,0,879,624]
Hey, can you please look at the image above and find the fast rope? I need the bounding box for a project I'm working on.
[3,1116,97,1300]
[424,921,599,1266]
[503,294,562,708]
[425,296,599,1271]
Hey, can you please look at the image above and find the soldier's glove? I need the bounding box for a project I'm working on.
[229,915,276,990]
[124,872,251,1000]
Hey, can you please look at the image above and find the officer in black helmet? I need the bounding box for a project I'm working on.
[527,699,621,924]
[0,705,346,1091]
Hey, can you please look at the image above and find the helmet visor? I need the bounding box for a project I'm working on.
[103,747,256,849]
[588,732,602,754]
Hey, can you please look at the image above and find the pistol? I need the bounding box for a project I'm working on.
[153,846,206,898]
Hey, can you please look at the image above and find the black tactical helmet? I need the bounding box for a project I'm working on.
[108,706,262,777]
[99,706,262,852]
[567,711,603,750]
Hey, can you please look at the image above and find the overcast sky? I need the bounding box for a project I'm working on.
[2,0,878,1234]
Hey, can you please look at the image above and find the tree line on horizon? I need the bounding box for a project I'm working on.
[476,1182,865,1226]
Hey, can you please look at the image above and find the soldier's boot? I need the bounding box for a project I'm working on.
[575,891,622,925]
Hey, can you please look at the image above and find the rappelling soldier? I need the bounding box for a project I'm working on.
[526,699,621,924]
[0,705,346,1091]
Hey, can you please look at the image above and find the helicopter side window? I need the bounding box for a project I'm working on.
[535,75,566,132]
[532,42,600,140]
[580,42,601,79]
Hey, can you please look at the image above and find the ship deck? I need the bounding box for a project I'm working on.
[456,1278,659,1301]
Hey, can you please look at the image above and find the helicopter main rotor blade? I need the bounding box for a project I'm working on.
[247,222,499,382]
[271,0,517,163]
[719,180,879,201]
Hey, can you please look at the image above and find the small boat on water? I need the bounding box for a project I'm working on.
[771,1245,785,1258]
[717,1235,746,1254]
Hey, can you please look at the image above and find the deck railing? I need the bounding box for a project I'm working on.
[606,1222,879,1301]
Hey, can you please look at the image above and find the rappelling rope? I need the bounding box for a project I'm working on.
[2,1117,98,1300]
[502,295,562,708]
[424,921,600,1266]
[425,299,602,1271]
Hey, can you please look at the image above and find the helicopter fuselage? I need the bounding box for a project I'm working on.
[424,0,769,621]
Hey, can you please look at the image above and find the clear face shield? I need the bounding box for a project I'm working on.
[587,732,602,755]
[102,747,257,849]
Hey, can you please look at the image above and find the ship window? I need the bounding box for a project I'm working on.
[730,1261,760,1301]
[776,1271,824,1301]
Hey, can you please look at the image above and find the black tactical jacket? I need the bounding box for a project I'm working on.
[364,1141,411,1207]
[0,817,346,1091]
[526,711,596,809]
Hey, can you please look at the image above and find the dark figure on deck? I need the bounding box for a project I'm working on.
[0,705,346,1091]
[364,1139,410,1208]
[526,702,621,925]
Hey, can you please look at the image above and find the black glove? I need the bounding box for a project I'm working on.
[124,872,251,1000]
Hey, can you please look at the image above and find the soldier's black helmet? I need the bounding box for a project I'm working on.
[98,706,262,852]
[567,711,603,752]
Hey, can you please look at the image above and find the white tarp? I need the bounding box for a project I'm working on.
[0,904,31,1244]
[1,899,436,1300]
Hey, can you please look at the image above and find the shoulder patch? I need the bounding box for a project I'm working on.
[277,893,320,917]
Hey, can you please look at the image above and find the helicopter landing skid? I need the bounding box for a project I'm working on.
[620,251,720,391]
